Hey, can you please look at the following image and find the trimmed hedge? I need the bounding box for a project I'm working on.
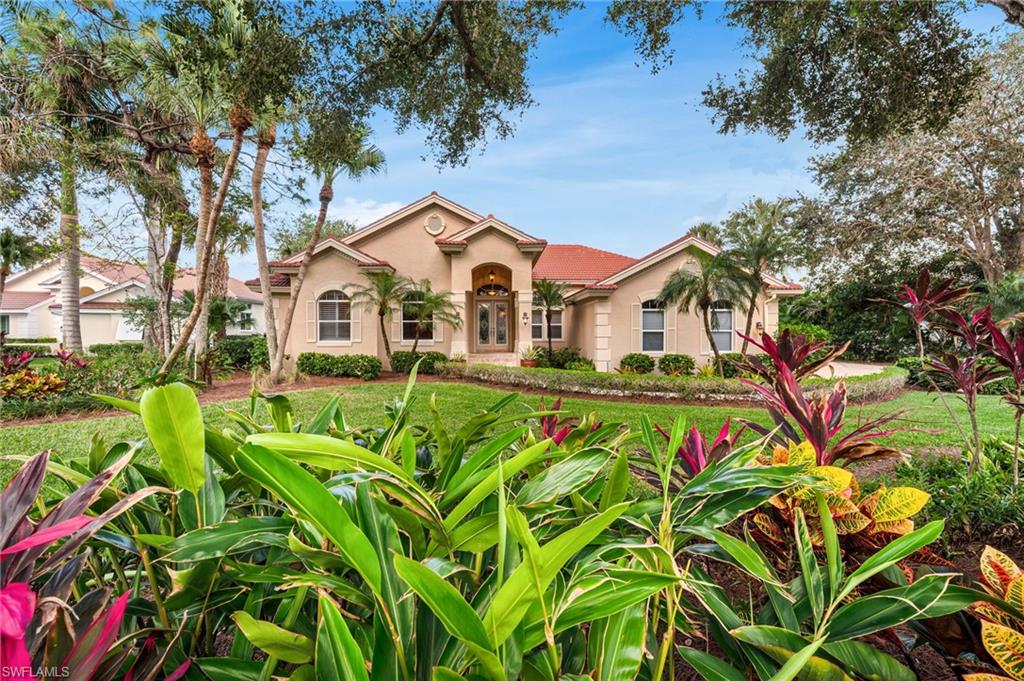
[3,337,56,343]
[440,362,908,403]
[391,350,447,374]
[89,342,144,357]
[296,352,382,380]
[537,347,587,370]
[1,344,52,357]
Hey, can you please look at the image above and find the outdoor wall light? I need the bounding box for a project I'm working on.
[521,311,530,325]
[488,269,496,282]
[756,321,764,336]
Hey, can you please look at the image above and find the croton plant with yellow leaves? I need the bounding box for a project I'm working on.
[964,546,1024,680]
[751,440,948,572]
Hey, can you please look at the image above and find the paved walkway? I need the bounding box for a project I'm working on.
[813,361,888,378]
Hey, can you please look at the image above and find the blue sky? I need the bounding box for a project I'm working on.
[84,2,1011,280]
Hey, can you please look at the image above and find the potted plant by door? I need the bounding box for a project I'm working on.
[520,345,541,368]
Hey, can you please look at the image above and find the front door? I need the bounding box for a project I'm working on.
[476,300,511,352]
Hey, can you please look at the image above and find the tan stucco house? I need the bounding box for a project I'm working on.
[1,255,263,348]
[246,192,803,372]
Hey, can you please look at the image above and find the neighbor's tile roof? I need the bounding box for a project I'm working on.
[0,291,51,310]
[532,244,638,282]
[80,255,148,284]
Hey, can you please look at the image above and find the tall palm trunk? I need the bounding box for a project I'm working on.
[160,116,247,379]
[252,124,281,382]
[702,306,723,377]
[545,308,553,354]
[378,307,393,365]
[273,177,334,381]
[59,147,82,351]
[740,293,757,355]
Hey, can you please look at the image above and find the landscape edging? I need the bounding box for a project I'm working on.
[439,362,908,403]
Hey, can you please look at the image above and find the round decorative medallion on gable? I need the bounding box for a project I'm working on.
[424,213,446,235]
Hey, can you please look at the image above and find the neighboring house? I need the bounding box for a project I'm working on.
[2,254,263,348]
[247,192,803,372]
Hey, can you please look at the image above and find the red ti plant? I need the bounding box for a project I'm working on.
[927,306,1008,471]
[738,332,903,467]
[732,328,848,381]
[539,397,575,445]
[986,320,1024,486]
[657,418,744,488]
[878,267,973,359]
[54,347,87,368]
[1,351,33,375]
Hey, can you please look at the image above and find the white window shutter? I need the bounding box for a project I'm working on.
[700,315,710,354]
[351,304,361,342]
[391,306,401,341]
[630,303,640,352]
[306,300,315,342]
[433,315,443,341]
[666,307,677,352]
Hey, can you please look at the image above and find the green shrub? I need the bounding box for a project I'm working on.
[564,358,595,371]
[658,353,695,376]
[390,350,448,374]
[214,335,269,369]
[58,351,164,397]
[714,352,745,378]
[296,351,382,380]
[88,341,144,357]
[537,346,586,369]
[779,321,832,344]
[870,442,1024,548]
[619,352,654,374]
[3,337,56,343]
[0,394,104,420]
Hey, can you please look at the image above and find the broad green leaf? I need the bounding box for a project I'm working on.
[140,383,205,493]
[682,526,780,585]
[836,520,943,601]
[316,595,369,681]
[91,393,141,414]
[232,611,313,664]
[795,508,824,628]
[516,448,612,507]
[828,574,971,640]
[444,438,554,531]
[443,426,529,498]
[815,492,842,603]
[197,658,262,681]
[305,395,341,434]
[484,503,628,646]
[599,450,630,512]
[165,517,292,561]
[676,647,748,681]
[596,600,646,681]
[822,639,915,681]
[393,555,504,681]
[432,668,468,681]
[233,444,381,595]
[246,432,415,484]
[769,636,831,681]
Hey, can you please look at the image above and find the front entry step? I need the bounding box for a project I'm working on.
[467,352,518,367]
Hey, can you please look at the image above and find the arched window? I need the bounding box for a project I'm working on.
[318,290,351,341]
[641,299,665,352]
[402,292,433,341]
[710,301,733,352]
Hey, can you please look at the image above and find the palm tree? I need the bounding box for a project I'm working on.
[267,119,386,383]
[533,279,569,354]
[657,254,743,375]
[349,271,413,369]
[406,280,463,353]
[722,198,796,354]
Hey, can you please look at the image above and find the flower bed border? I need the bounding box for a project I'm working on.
[440,362,908,403]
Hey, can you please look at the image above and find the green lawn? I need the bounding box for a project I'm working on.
[0,381,1015,483]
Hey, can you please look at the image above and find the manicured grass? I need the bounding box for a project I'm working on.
[0,382,1015,482]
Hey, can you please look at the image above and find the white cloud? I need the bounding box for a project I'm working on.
[326,196,405,227]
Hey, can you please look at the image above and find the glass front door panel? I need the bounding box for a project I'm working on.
[478,303,490,346]
[495,303,508,345]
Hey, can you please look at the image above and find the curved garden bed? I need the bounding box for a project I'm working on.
[440,362,908,403]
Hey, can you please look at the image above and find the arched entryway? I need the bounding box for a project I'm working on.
[471,264,514,352]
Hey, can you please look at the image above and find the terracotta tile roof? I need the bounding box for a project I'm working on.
[533,244,638,282]
[768,281,803,291]
[0,291,51,310]
[80,255,148,284]
[50,301,128,310]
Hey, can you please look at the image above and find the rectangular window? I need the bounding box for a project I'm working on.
[641,301,665,352]
[0,314,9,336]
[318,297,351,341]
[531,309,563,340]
[239,305,254,331]
[402,301,433,341]
[710,307,733,352]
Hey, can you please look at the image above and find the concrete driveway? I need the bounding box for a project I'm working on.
[813,361,888,378]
